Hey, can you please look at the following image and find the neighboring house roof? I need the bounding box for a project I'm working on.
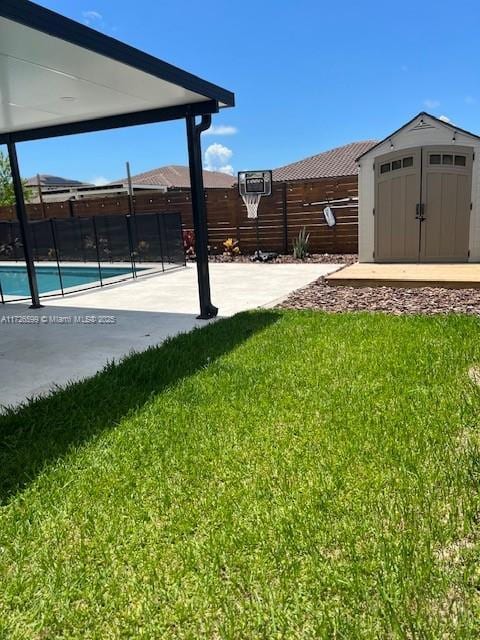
[117,165,236,189]
[25,174,91,187]
[272,141,378,182]
[355,112,480,161]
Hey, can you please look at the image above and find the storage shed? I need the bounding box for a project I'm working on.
[357,112,480,263]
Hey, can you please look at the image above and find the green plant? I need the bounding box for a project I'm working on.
[0,151,33,206]
[183,230,196,258]
[292,225,310,259]
[223,237,240,257]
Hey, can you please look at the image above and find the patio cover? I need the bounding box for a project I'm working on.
[0,0,234,317]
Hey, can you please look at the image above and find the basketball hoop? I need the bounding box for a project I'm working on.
[238,170,273,259]
[242,192,261,219]
[238,170,272,220]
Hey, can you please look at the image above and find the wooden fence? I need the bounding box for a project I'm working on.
[0,175,359,254]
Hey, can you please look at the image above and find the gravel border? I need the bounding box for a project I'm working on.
[277,277,480,315]
[205,253,358,265]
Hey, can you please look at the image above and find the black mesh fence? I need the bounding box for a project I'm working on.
[0,212,185,303]
[0,221,24,261]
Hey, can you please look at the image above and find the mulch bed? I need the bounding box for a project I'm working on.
[278,277,480,315]
[207,253,358,265]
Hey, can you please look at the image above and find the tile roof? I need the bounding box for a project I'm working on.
[25,174,90,187]
[118,165,236,189]
[272,141,378,182]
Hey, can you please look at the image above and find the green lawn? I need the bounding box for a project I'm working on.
[1,310,479,639]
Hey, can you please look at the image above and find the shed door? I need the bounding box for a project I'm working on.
[420,146,473,262]
[375,148,421,261]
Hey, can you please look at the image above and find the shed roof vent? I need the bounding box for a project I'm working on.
[410,119,436,132]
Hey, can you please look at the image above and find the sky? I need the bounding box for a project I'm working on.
[9,0,480,184]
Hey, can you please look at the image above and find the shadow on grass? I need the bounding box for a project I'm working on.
[0,310,280,504]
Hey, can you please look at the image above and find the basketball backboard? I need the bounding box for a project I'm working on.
[238,170,272,197]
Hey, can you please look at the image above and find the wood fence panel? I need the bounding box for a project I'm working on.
[0,176,359,253]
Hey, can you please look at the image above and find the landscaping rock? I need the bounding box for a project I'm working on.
[278,277,480,315]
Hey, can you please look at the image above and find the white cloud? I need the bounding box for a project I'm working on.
[82,10,117,33]
[203,125,238,136]
[465,95,476,105]
[82,10,103,26]
[204,143,234,175]
[438,115,452,123]
[218,165,234,175]
[424,99,440,109]
[91,176,109,186]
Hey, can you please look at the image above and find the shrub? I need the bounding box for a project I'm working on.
[292,226,310,259]
[183,230,195,259]
[223,238,240,257]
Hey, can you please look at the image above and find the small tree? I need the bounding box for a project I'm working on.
[0,151,33,206]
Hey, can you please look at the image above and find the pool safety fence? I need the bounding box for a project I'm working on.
[0,211,185,303]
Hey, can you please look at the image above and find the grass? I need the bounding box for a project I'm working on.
[0,310,479,638]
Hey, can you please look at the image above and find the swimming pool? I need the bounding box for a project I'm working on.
[0,264,138,297]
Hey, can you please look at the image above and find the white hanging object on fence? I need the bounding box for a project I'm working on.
[323,206,336,227]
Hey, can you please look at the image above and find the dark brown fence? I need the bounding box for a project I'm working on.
[0,175,359,254]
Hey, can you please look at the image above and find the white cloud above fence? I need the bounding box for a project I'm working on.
[204,143,234,176]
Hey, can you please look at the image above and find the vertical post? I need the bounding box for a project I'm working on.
[11,221,18,261]
[125,215,136,278]
[6,138,41,308]
[92,217,103,286]
[155,213,166,272]
[50,219,64,296]
[31,222,38,262]
[126,161,135,216]
[185,113,218,319]
[282,182,288,254]
[37,173,46,219]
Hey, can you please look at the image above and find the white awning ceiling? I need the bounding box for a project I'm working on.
[0,1,234,140]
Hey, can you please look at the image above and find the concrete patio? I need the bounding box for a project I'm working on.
[0,262,341,409]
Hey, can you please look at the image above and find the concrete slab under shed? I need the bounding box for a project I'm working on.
[326,263,480,289]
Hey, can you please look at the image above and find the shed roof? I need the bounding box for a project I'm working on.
[356,112,480,161]
[272,141,378,182]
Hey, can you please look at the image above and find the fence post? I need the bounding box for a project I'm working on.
[282,182,288,254]
[31,222,39,262]
[92,217,103,286]
[11,222,18,261]
[125,214,137,278]
[76,218,86,262]
[156,213,166,271]
[50,219,64,295]
[68,199,75,218]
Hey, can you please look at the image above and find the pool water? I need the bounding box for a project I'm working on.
[0,265,137,297]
